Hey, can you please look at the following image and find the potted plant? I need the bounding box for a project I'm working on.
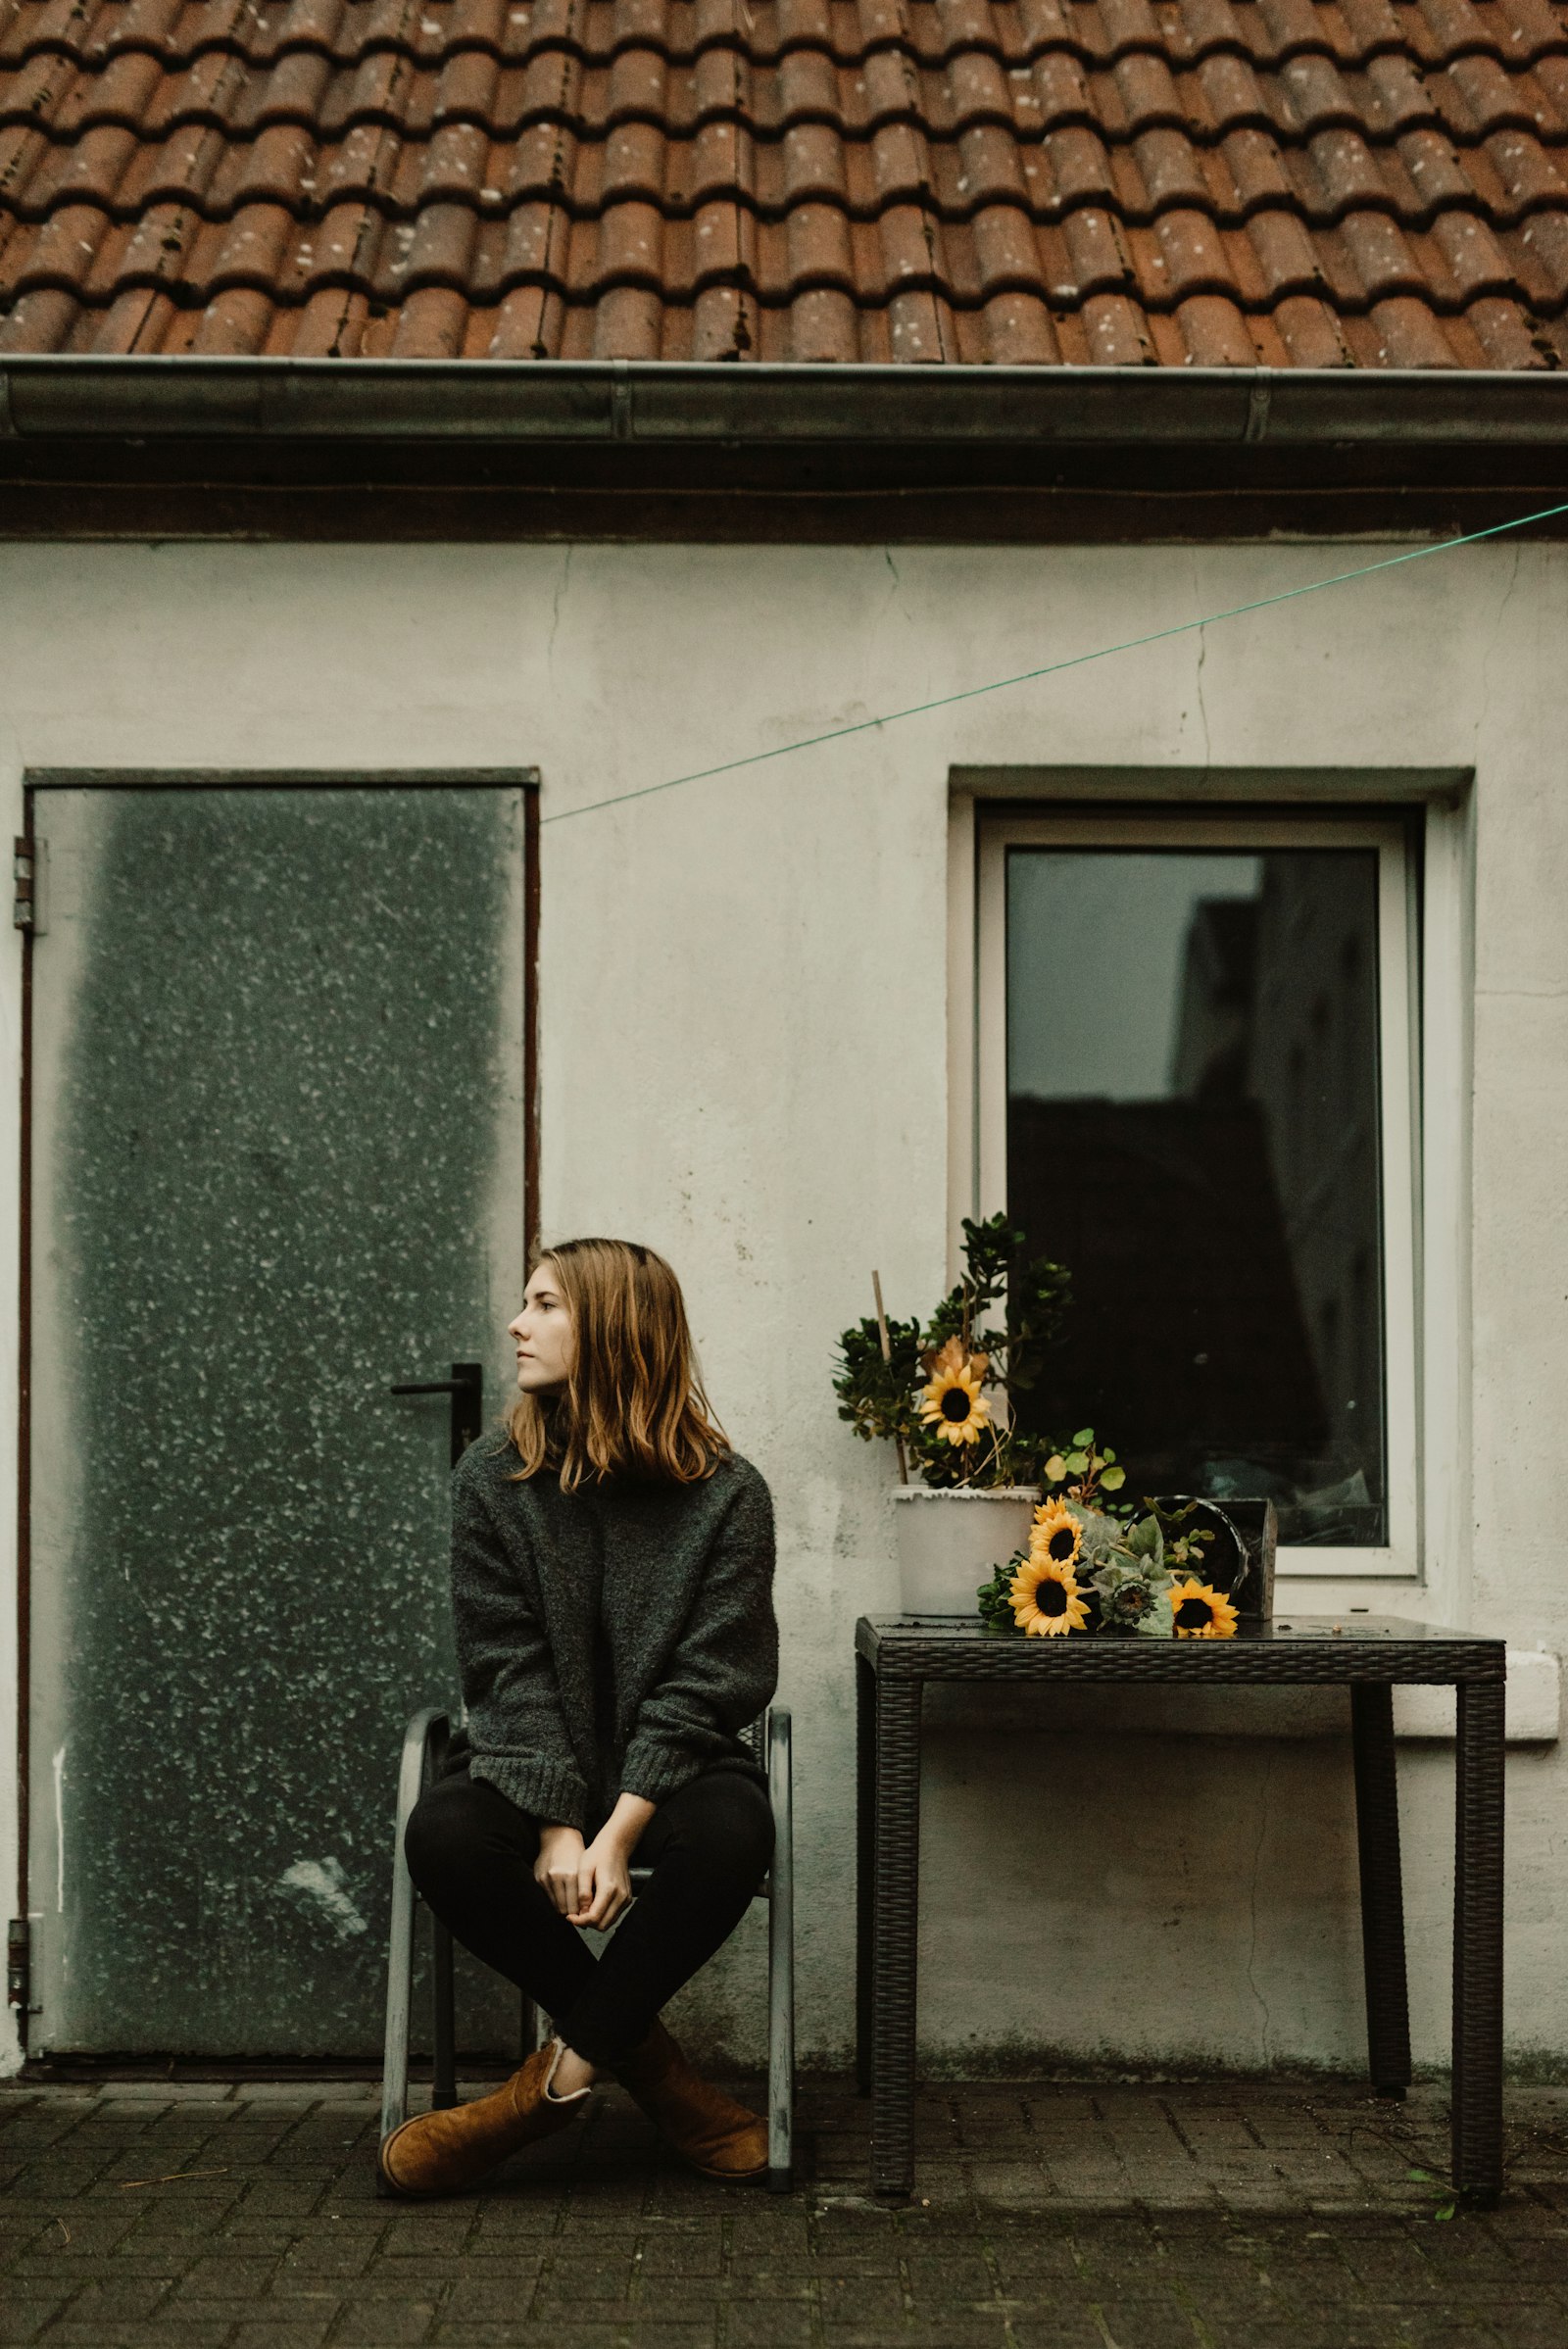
[833,1215,1090,1615]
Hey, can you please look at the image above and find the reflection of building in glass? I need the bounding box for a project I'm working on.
[1172,858,1384,1527]
[1007,1094,1331,1524]
[1006,848,1386,1546]
[1171,898,1258,1101]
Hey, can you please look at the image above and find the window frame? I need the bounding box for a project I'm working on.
[958,805,1435,1587]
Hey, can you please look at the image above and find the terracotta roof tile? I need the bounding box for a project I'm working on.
[1,0,1564,362]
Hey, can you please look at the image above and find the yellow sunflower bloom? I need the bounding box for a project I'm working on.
[1168,1581,1239,1639]
[1030,1497,1083,1572]
[1008,1554,1090,1637]
[918,1335,991,1447]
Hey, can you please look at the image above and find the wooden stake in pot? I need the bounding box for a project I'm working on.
[872,1270,910,1487]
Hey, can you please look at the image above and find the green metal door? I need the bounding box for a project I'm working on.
[26,783,529,2055]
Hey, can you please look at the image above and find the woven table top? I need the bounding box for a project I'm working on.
[856,1615,1506,1686]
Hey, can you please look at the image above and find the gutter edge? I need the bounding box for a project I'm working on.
[0,357,1563,445]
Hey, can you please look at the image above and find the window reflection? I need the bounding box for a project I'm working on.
[1005,848,1386,1545]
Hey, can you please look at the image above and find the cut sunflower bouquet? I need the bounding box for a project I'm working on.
[977,1439,1239,1640]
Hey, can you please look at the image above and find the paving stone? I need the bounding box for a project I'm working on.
[1090,2296,1205,2344]
[1445,2316,1568,2347]
[169,2255,282,2299]
[1200,2327,1396,2349]
[431,2330,714,2349]
[12,2251,189,2283]
[819,2276,906,2320]
[440,2273,549,2320]
[57,2277,180,2321]
[822,2325,1016,2348]
[638,2244,725,2277]
[373,2218,472,2259]
[43,2328,236,2349]
[330,2300,440,2344]
[784,2249,907,2278]
[724,2309,816,2346]
[538,2252,643,2295]
[1007,2325,1113,2349]
[0,2296,79,2347]
[903,2251,997,2290]
[226,2327,337,2349]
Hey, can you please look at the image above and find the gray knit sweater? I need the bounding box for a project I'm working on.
[451,1434,779,1831]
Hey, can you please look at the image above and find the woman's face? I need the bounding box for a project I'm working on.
[509,1262,576,1395]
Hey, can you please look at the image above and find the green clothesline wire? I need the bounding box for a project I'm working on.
[540,497,1568,827]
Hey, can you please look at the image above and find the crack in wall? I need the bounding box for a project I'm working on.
[547,541,573,678]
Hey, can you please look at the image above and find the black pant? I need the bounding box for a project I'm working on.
[404,1761,774,2068]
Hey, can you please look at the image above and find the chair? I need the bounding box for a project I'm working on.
[378,1705,795,2192]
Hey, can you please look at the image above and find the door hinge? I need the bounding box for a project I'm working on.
[7,1917,29,2010]
[13,835,46,933]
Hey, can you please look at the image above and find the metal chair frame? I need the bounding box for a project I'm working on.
[379,1704,795,2192]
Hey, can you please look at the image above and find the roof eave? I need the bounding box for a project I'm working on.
[1,356,1565,447]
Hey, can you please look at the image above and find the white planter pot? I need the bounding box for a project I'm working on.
[889,1486,1040,1618]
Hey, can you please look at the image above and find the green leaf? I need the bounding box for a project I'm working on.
[1072,1427,1095,1446]
[1100,1465,1126,1491]
[1101,1447,1116,1464]
[1123,1514,1160,1561]
[1065,1451,1089,1474]
[1137,1590,1176,1638]
[1070,1506,1119,1562]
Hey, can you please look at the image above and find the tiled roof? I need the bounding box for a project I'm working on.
[0,0,1565,365]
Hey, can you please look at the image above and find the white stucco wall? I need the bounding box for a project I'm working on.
[1,530,1564,2081]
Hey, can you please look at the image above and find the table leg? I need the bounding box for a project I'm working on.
[856,1653,875,2097]
[1349,1684,1412,2097]
[1452,1677,1505,2209]
[870,1677,921,2199]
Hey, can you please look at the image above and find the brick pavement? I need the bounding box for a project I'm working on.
[4,2072,1568,2349]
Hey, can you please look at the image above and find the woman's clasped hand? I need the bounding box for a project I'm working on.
[535,1796,654,1930]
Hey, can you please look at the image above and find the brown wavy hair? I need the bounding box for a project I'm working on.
[506,1237,731,1489]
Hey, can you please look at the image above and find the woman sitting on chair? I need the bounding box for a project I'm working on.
[380,1237,778,2197]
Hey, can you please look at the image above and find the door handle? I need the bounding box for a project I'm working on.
[390,1361,483,1466]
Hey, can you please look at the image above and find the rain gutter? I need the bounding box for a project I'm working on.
[0,356,1564,446]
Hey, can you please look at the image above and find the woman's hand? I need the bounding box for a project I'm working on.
[552,1793,656,1930]
[534,1824,588,1918]
[568,1833,633,1930]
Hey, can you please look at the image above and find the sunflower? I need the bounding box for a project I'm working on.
[1030,1497,1083,1572]
[1008,1553,1090,1637]
[1168,1580,1239,1639]
[918,1336,991,1447]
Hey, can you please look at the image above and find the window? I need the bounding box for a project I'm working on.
[970,812,1423,1580]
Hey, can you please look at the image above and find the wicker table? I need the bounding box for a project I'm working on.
[855,1615,1506,2205]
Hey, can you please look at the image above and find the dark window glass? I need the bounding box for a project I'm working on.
[1005,847,1386,1545]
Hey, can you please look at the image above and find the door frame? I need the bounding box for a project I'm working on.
[4,767,540,2066]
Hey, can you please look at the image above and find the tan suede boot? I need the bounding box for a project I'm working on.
[378,2039,590,2198]
[611,2020,767,2181]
